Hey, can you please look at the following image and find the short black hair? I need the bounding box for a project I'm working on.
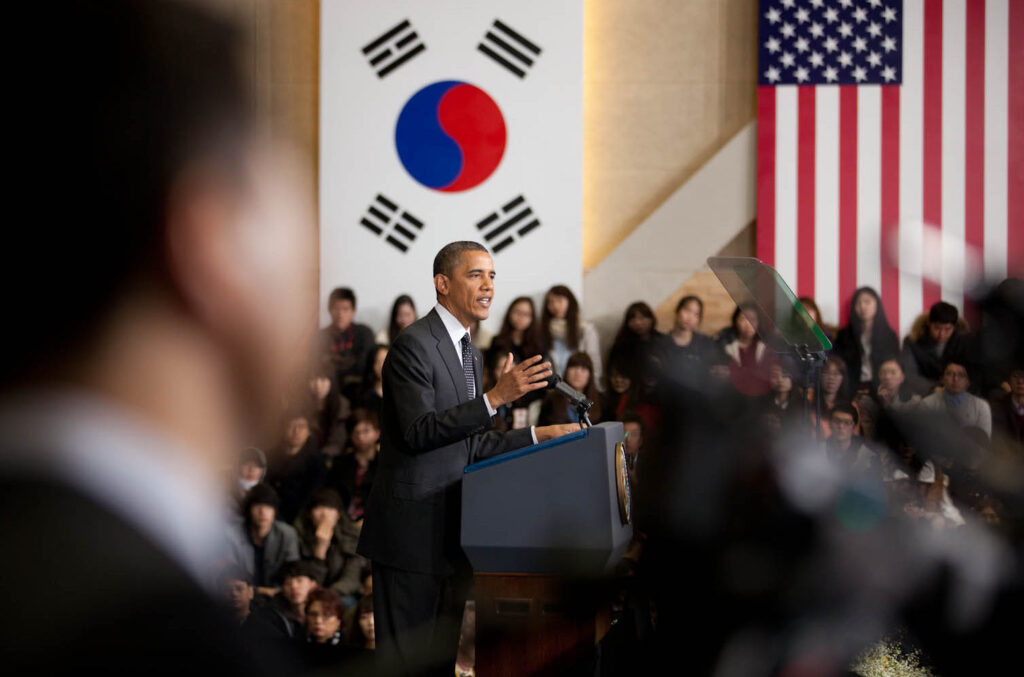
[244,483,279,513]
[929,301,959,325]
[216,564,253,588]
[6,0,253,385]
[328,287,357,309]
[433,241,489,277]
[830,402,859,425]
[281,559,327,585]
[675,295,704,317]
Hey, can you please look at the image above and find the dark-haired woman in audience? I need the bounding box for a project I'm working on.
[602,360,643,422]
[721,304,774,397]
[764,359,806,431]
[608,302,662,383]
[539,352,602,426]
[808,355,851,439]
[375,294,417,346]
[540,285,603,388]
[294,488,366,606]
[486,296,545,366]
[660,295,723,389]
[356,345,387,417]
[798,296,836,343]
[832,286,900,392]
[346,595,375,650]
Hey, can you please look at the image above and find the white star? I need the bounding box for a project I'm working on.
[853,36,868,52]
[780,52,796,68]
[838,51,853,67]
[868,22,882,37]
[853,66,867,81]
[765,66,781,83]
[765,37,781,53]
[809,51,824,68]
[854,7,868,23]
[883,7,898,23]
[839,22,853,38]
[824,66,839,82]
[825,8,839,23]
[839,0,853,7]
[810,0,824,7]
[781,22,796,38]
[882,66,896,82]
[766,8,781,24]
[795,8,810,23]
[795,66,810,82]
[869,0,883,7]
[795,37,810,52]
[824,36,839,52]
[882,36,897,52]
[809,22,824,38]
[780,0,795,8]
[867,51,882,67]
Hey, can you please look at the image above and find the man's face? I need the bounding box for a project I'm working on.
[1008,371,1024,397]
[307,601,341,642]
[830,411,856,442]
[929,321,955,345]
[624,422,642,457]
[351,421,380,452]
[282,575,316,608]
[942,363,970,395]
[250,503,275,532]
[878,360,904,391]
[286,417,310,449]
[225,578,253,614]
[329,299,355,331]
[436,250,495,326]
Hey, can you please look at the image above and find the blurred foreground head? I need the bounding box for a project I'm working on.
[6,1,313,453]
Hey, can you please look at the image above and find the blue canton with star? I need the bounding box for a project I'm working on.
[758,0,902,86]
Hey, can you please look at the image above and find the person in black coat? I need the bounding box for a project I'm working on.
[265,412,328,525]
[832,286,900,392]
[357,241,581,675]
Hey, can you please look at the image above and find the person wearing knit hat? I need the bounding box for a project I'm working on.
[225,484,300,597]
[295,487,367,607]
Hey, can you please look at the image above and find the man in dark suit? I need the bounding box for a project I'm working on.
[1,1,312,672]
[358,241,579,675]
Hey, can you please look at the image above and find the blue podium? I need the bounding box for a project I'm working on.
[461,422,633,675]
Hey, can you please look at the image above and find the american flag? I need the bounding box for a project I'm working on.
[757,0,1023,335]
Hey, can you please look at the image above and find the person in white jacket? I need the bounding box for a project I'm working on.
[919,360,992,438]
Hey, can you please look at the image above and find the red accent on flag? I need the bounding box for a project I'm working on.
[881,86,900,333]
[839,86,858,326]
[964,0,985,328]
[922,0,943,312]
[758,87,777,266]
[797,87,816,298]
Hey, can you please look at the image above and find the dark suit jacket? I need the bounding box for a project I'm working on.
[0,477,291,674]
[357,309,533,576]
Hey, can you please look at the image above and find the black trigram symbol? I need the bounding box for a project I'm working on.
[360,194,424,253]
[476,195,541,253]
[361,19,426,78]
[477,20,542,78]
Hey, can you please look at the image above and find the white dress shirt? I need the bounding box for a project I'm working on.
[434,302,538,443]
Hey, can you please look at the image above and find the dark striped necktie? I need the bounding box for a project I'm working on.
[461,333,476,400]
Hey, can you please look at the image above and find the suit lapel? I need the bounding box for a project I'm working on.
[427,309,470,402]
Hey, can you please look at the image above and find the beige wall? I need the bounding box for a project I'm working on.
[235,0,759,328]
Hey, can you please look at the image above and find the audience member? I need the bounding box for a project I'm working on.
[622,412,645,487]
[304,587,348,649]
[539,352,603,426]
[920,360,993,437]
[721,304,774,397]
[347,595,376,651]
[832,287,900,391]
[244,559,325,642]
[265,412,327,524]
[376,294,417,346]
[903,301,970,395]
[486,296,545,368]
[874,358,921,411]
[294,488,366,605]
[798,296,836,342]
[660,295,723,389]
[328,409,380,522]
[232,446,268,511]
[225,484,300,596]
[356,345,388,417]
[990,367,1024,453]
[540,285,603,387]
[602,360,643,422]
[314,287,376,399]
[219,565,256,625]
[764,360,806,431]
[825,404,880,477]
[608,302,663,380]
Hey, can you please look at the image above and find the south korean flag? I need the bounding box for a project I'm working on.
[320,0,583,331]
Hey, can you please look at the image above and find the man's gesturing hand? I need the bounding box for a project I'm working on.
[534,423,583,443]
[485,353,552,408]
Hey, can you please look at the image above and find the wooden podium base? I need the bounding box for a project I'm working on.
[474,573,596,676]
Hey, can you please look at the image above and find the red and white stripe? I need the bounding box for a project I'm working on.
[757,0,1023,336]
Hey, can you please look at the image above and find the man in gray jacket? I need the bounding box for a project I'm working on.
[227,484,300,597]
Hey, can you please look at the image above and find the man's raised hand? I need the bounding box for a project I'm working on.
[485,354,552,408]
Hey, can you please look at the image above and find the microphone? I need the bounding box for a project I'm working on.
[546,373,593,411]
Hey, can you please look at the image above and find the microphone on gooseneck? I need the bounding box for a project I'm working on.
[545,373,593,411]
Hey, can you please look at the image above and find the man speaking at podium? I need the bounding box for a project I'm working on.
[358,241,579,674]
